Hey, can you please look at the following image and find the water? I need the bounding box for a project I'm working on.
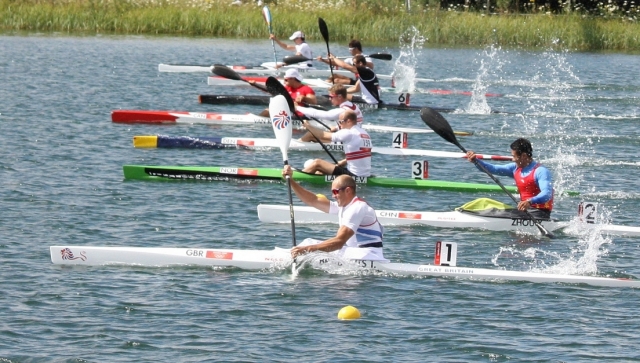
[1,34,640,362]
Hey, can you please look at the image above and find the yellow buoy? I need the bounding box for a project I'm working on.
[337,305,361,320]
[316,193,328,200]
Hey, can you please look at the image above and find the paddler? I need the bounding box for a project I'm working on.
[254,68,317,117]
[296,84,364,142]
[270,30,313,68]
[300,110,372,177]
[318,54,381,105]
[466,138,554,218]
[317,40,374,85]
[282,165,387,262]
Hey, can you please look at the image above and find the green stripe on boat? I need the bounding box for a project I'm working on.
[122,165,528,193]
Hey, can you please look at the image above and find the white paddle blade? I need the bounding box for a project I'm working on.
[262,6,272,25]
[269,95,293,162]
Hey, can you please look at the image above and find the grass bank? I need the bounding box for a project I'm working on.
[1,0,639,51]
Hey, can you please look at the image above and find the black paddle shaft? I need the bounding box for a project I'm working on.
[419,107,555,238]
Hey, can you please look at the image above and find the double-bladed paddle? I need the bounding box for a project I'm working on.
[265,77,341,165]
[264,78,332,131]
[212,65,274,94]
[268,92,298,275]
[419,107,555,239]
[262,6,278,66]
[285,53,393,66]
[318,17,334,84]
[338,53,393,61]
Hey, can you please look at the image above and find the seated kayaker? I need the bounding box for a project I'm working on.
[254,68,317,117]
[301,110,372,177]
[283,165,386,262]
[317,40,374,85]
[318,54,381,105]
[466,138,554,219]
[296,84,363,143]
[270,30,313,68]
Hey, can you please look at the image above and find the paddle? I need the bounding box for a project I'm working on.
[283,55,311,66]
[265,77,341,165]
[264,78,333,131]
[419,107,555,239]
[268,94,298,275]
[318,17,334,84]
[284,53,391,67]
[212,65,273,94]
[262,6,278,66]
[338,53,393,61]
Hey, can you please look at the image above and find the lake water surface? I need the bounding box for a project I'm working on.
[1,34,640,362]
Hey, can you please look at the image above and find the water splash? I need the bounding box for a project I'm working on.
[466,45,505,114]
[391,27,425,94]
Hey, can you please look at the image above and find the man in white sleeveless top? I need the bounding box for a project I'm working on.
[301,110,372,177]
[270,30,313,67]
[283,166,387,262]
[296,85,363,142]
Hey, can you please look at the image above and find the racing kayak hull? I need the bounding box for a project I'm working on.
[122,165,520,193]
[111,110,472,135]
[132,135,509,160]
[256,204,640,236]
[50,245,640,288]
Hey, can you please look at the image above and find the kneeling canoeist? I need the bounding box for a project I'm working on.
[301,110,372,177]
[283,165,386,261]
[466,138,554,219]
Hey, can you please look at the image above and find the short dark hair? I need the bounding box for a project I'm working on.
[510,138,533,157]
[353,55,367,65]
[348,39,362,51]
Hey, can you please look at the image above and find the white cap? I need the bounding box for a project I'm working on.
[284,68,303,82]
[289,31,305,40]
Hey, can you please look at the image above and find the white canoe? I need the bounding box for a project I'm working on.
[133,135,511,160]
[256,204,640,237]
[50,245,640,288]
[110,110,471,135]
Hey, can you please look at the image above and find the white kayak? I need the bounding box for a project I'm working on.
[133,135,511,160]
[256,204,640,237]
[158,62,415,82]
[111,110,473,135]
[205,76,505,97]
[49,245,640,288]
[158,62,354,78]
[206,75,399,93]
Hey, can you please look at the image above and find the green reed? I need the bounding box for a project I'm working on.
[1,0,638,51]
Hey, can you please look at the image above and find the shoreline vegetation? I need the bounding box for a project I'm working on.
[1,0,638,51]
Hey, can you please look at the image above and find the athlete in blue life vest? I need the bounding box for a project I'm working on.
[466,138,554,218]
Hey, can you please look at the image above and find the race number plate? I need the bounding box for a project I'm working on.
[435,241,457,267]
[578,202,598,224]
[392,132,408,148]
[411,160,428,179]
